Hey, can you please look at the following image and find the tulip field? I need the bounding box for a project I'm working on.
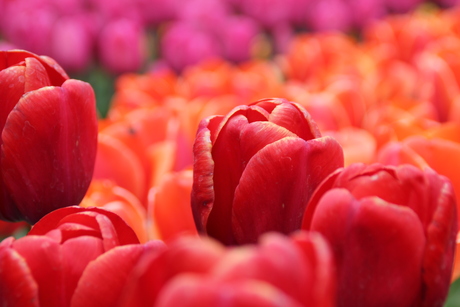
[3,1,460,307]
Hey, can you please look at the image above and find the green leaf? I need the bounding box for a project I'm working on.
[444,277,460,307]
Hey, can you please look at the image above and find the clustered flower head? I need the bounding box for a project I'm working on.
[2,3,460,307]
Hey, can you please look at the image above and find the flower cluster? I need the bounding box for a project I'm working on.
[1,4,460,307]
[1,0,460,73]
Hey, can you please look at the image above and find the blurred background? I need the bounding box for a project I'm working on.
[1,0,459,116]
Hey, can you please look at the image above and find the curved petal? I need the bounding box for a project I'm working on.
[232,136,343,244]
[0,65,25,134]
[155,275,303,307]
[239,121,297,167]
[291,231,336,307]
[0,245,39,307]
[117,236,224,307]
[29,206,140,246]
[24,57,53,93]
[191,120,216,232]
[93,134,146,202]
[310,189,425,307]
[1,80,97,224]
[269,101,321,141]
[71,243,164,307]
[206,114,250,244]
[0,50,68,85]
[421,169,457,307]
[150,170,197,241]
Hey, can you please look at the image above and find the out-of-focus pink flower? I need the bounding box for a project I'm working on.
[161,22,220,72]
[306,0,353,32]
[98,18,147,74]
[240,0,293,29]
[385,0,423,13]
[177,0,230,35]
[219,16,260,63]
[2,1,56,56]
[50,16,93,73]
[348,0,385,29]
[136,0,178,26]
[0,40,16,51]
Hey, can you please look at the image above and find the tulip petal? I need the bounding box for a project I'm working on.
[12,235,102,307]
[0,245,39,307]
[421,171,457,307]
[310,189,425,307]
[239,121,297,166]
[206,114,250,244]
[155,275,304,307]
[268,101,321,141]
[0,66,25,134]
[29,206,140,246]
[291,231,336,307]
[232,136,343,244]
[0,50,68,84]
[191,118,219,232]
[60,236,105,304]
[150,170,198,241]
[23,57,53,93]
[211,232,331,306]
[117,236,224,307]
[1,79,97,224]
[71,242,164,307]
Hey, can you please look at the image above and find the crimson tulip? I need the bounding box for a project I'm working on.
[68,231,335,307]
[302,163,457,307]
[0,206,139,307]
[192,97,343,245]
[0,50,98,223]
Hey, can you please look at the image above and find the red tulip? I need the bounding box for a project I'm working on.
[302,163,457,307]
[192,97,343,245]
[0,50,98,223]
[0,206,139,307]
[68,231,335,307]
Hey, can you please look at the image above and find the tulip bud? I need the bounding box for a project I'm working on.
[0,50,98,224]
[191,98,344,245]
[302,163,458,307]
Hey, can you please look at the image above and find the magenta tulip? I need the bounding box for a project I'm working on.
[0,50,98,223]
[192,98,344,245]
[302,163,457,307]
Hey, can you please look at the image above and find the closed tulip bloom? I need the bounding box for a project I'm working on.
[0,50,98,224]
[0,206,139,307]
[192,98,343,245]
[302,163,457,307]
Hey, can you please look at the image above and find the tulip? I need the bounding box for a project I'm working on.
[98,19,147,74]
[0,206,139,307]
[161,22,221,72]
[192,98,343,245]
[302,163,457,307]
[69,231,335,307]
[0,50,98,224]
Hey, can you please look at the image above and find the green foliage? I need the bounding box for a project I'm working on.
[71,67,115,119]
[445,277,460,307]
